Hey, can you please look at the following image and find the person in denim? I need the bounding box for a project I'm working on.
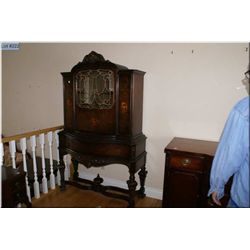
[208,70,249,208]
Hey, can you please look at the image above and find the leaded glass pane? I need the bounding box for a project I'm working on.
[75,69,114,109]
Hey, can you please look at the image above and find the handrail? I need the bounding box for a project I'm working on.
[1,125,64,143]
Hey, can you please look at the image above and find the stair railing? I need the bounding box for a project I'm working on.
[0,125,70,204]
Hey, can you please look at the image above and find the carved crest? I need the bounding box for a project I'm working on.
[71,51,128,72]
[82,51,106,64]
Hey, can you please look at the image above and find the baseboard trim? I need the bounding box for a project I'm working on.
[78,170,163,200]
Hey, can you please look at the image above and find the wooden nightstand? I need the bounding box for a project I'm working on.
[162,137,220,208]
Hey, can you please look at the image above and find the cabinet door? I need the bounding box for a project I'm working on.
[74,69,116,134]
[166,170,201,208]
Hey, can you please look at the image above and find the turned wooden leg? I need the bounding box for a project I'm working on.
[93,174,104,192]
[138,165,148,198]
[127,169,137,208]
[58,155,66,191]
[72,159,79,181]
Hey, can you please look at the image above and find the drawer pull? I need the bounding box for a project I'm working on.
[181,158,191,166]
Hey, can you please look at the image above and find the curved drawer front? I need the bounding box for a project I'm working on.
[60,135,130,158]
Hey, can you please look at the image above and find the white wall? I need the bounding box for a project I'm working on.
[2,43,248,193]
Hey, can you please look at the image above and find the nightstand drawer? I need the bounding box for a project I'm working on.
[169,154,205,172]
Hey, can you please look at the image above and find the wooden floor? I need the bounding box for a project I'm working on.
[32,185,162,208]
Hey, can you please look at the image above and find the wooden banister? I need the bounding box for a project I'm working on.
[1,125,64,143]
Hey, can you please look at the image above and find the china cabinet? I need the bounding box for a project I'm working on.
[58,51,147,207]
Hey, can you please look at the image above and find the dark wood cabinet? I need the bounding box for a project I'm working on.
[162,137,222,208]
[58,51,147,207]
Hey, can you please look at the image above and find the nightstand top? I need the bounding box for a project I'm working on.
[165,137,218,156]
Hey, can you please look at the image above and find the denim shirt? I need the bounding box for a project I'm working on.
[208,96,249,207]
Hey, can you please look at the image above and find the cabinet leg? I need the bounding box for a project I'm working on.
[127,170,137,208]
[72,159,79,181]
[59,155,66,191]
[138,165,147,198]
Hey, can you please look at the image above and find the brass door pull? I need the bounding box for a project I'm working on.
[181,158,191,166]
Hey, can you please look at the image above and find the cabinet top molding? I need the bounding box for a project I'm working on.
[82,51,106,64]
[69,51,128,73]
